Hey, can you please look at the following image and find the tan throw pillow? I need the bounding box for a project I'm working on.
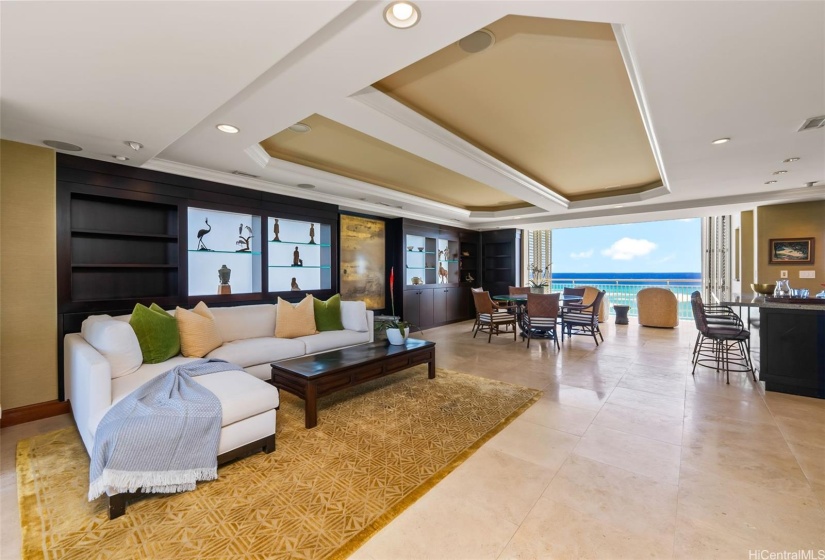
[176,301,223,357]
[275,295,318,339]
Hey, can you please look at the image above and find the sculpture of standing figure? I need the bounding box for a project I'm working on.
[292,246,302,267]
[309,223,316,244]
[272,219,280,242]
[291,277,300,291]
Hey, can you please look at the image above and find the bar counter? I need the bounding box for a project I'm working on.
[718,293,825,399]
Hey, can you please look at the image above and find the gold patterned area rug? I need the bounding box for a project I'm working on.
[17,366,540,560]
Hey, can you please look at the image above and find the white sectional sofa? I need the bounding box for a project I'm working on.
[66,301,374,467]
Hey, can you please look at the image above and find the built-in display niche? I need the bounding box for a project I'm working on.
[436,237,460,284]
[188,207,261,296]
[268,217,331,293]
[405,234,437,285]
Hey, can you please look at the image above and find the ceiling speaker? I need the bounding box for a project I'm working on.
[458,29,495,54]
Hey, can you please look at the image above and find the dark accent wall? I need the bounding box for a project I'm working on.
[56,154,340,398]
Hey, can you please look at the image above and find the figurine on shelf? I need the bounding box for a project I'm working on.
[236,224,253,252]
[196,217,212,251]
[309,223,316,244]
[217,264,231,295]
[438,263,448,283]
[272,219,281,242]
[292,246,303,267]
[291,277,300,291]
[465,273,475,283]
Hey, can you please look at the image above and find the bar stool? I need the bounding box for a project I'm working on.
[690,291,755,384]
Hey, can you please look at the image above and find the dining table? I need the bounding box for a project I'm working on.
[492,293,583,340]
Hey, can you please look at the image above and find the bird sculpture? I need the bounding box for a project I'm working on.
[196,218,211,250]
[236,224,254,252]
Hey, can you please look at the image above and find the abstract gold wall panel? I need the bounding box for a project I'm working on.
[339,215,385,309]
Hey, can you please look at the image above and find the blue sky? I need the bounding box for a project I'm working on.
[552,218,701,273]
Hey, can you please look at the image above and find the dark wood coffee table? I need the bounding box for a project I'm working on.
[271,339,436,428]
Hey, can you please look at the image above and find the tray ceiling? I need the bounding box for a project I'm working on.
[375,15,661,201]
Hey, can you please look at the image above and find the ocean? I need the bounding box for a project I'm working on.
[552,272,701,286]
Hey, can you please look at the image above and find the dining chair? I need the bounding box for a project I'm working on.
[561,290,606,346]
[690,291,754,384]
[523,292,560,350]
[559,287,586,330]
[508,286,532,296]
[471,290,517,343]
[470,286,511,331]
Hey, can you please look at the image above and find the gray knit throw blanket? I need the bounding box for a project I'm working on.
[89,359,238,501]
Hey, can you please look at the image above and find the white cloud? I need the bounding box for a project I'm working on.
[570,249,594,260]
[601,238,657,260]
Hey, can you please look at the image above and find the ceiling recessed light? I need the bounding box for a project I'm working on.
[288,123,311,133]
[383,1,420,29]
[764,180,777,184]
[113,155,129,161]
[783,157,800,163]
[125,141,143,151]
[43,140,82,151]
[772,170,788,175]
[711,137,731,145]
[296,183,315,189]
[216,124,240,134]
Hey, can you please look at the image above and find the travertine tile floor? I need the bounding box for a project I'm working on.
[2,319,824,559]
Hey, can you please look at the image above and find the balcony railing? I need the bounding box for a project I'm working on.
[550,278,702,320]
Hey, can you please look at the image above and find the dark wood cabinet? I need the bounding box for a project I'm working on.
[760,306,825,398]
[481,229,521,296]
[59,190,183,307]
[390,218,477,328]
[433,287,466,324]
[404,288,434,328]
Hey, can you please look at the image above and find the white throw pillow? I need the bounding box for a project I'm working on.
[81,315,143,378]
[340,300,368,332]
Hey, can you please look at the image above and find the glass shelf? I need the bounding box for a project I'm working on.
[439,259,459,263]
[269,241,330,247]
[269,265,331,269]
[188,250,261,255]
[407,250,435,254]
[407,267,436,270]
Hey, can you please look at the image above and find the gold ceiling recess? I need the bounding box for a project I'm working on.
[260,114,529,212]
[374,15,662,201]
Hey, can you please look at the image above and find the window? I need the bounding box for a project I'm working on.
[526,229,553,283]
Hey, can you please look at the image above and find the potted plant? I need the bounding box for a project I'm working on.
[382,267,410,345]
[529,263,550,293]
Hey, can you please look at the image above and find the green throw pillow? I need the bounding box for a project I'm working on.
[313,294,344,332]
[129,303,181,363]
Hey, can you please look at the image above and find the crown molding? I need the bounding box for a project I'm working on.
[612,23,671,197]
[141,158,475,228]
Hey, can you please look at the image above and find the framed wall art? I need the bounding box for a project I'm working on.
[768,237,814,264]
[339,214,386,309]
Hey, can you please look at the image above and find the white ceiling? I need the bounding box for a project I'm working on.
[2,1,824,230]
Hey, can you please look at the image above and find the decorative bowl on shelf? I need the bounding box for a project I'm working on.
[407,245,413,251]
[417,247,424,252]
[751,283,776,295]
[411,276,422,285]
